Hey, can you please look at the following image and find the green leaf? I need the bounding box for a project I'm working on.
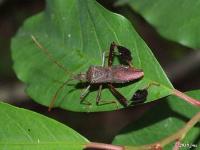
[112,90,200,149]
[0,102,88,150]
[12,0,173,112]
[117,0,200,49]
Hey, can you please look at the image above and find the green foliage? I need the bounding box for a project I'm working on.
[1,90,199,149]
[117,0,200,49]
[7,0,200,149]
[0,102,88,150]
[112,90,200,149]
[11,0,173,112]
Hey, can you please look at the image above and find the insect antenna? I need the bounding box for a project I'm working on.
[48,78,74,111]
[31,35,77,110]
[31,35,73,77]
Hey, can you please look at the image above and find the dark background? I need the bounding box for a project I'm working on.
[0,0,200,143]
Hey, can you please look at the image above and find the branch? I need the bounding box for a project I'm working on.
[84,142,125,150]
[84,112,200,150]
[157,111,200,147]
[172,89,200,107]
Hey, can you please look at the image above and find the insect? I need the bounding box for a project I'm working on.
[31,35,144,111]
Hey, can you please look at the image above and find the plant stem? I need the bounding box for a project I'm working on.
[158,112,200,146]
[84,112,200,150]
[85,142,125,150]
[172,89,200,107]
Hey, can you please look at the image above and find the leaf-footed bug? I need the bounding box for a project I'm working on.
[31,36,144,111]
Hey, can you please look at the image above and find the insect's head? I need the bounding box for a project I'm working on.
[73,73,87,82]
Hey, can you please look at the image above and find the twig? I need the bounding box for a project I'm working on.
[157,112,200,147]
[173,140,181,150]
[85,142,125,150]
[172,89,200,107]
[84,112,200,150]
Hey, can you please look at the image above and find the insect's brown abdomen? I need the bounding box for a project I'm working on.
[86,65,144,84]
[111,66,144,83]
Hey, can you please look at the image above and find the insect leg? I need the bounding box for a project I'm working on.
[80,85,91,105]
[144,82,160,90]
[108,83,129,107]
[102,51,106,66]
[108,42,116,67]
[96,84,102,105]
[96,84,119,108]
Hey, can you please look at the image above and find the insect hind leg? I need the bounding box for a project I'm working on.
[96,84,119,108]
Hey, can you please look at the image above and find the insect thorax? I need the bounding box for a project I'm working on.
[86,66,111,84]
